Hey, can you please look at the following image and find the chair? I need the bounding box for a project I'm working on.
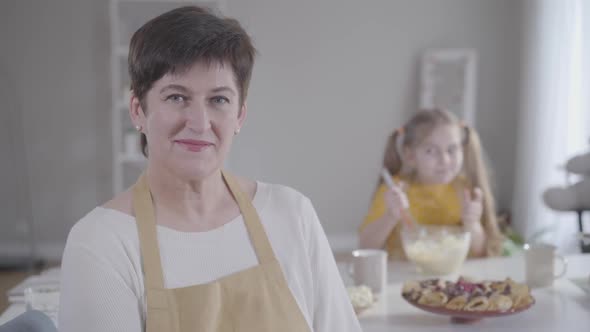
[0,310,57,332]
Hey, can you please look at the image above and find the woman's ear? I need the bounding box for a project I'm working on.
[237,102,247,129]
[129,93,147,132]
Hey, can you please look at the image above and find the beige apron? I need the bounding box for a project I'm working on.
[132,171,312,332]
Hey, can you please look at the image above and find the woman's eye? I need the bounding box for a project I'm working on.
[166,94,187,103]
[211,96,230,105]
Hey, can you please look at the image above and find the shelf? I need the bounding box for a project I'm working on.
[116,100,128,110]
[117,153,146,164]
[115,46,129,57]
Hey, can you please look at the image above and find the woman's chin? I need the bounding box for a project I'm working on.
[165,160,222,181]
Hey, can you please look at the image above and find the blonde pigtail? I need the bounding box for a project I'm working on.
[463,125,504,256]
[381,129,405,184]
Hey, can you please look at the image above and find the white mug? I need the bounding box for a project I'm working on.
[524,243,567,288]
[349,249,388,295]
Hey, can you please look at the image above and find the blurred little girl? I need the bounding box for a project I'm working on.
[359,109,503,259]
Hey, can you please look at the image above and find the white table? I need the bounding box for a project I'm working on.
[2,255,589,329]
[0,304,26,325]
[348,254,590,332]
[0,268,59,326]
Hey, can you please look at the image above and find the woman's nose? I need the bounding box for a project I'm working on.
[185,103,211,133]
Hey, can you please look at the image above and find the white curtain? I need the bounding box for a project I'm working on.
[513,0,590,252]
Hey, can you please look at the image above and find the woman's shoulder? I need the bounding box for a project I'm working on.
[65,205,138,253]
[62,207,142,298]
[254,181,319,235]
[255,182,322,256]
[63,206,142,277]
[257,180,311,211]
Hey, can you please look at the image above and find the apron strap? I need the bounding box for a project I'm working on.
[133,174,166,291]
[133,170,277,290]
[221,170,276,264]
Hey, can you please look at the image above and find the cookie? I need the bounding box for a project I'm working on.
[512,294,534,309]
[488,293,513,312]
[464,296,489,311]
[402,280,421,295]
[445,295,468,310]
[418,291,448,307]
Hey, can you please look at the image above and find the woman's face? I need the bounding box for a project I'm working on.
[406,124,464,184]
[131,61,246,179]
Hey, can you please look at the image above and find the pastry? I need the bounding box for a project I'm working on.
[402,276,533,313]
[464,296,489,311]
[512,293,534,309]
[417,291,448,307]
[488,293,513,312]
[402,280,421,294]
[445,295,468,310]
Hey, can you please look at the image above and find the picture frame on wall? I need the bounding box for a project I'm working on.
[420,48,478,125]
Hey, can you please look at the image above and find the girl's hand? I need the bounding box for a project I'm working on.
[462,187,483,229]
[384,182,409,226]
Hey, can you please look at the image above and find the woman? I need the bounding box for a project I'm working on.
[58,6,361,332]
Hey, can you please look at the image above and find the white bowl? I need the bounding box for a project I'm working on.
[401,225,471,275]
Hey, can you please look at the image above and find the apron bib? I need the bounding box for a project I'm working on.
[132,171,311,332]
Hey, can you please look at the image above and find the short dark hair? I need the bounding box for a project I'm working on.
[128,6,256,156]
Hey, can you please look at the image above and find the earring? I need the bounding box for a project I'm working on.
[135,125,141,131]
[234,128,241,135]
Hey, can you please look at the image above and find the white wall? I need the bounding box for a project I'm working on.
[0,0,522,259]
[227,0,522,242]
[0,0,111,259]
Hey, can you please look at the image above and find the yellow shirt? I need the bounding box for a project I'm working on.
[360,176,466,259]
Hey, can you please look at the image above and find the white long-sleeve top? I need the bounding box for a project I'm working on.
[58,182,362,332]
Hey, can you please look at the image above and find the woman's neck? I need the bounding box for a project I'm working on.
[145,164,228,225]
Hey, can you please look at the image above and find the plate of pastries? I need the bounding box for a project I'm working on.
[401,276,535,320]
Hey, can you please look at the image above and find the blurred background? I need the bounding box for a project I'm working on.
[0,0,588,265]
